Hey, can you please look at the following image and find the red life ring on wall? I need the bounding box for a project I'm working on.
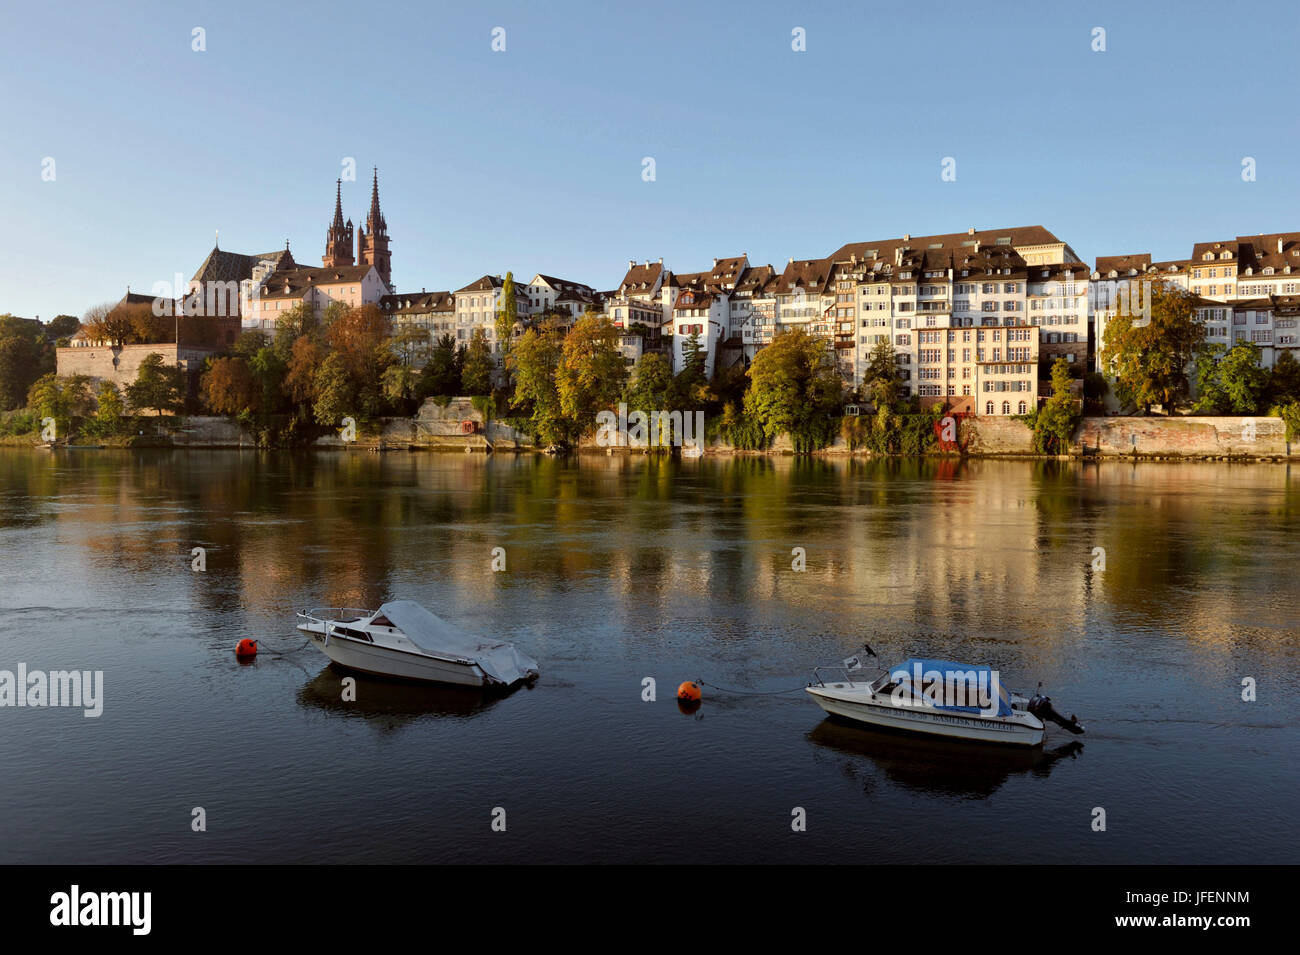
[460,419,476,434]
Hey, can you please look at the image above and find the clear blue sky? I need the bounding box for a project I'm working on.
[2,0,1298,320]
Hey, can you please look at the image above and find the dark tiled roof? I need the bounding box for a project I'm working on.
[258,264,376,301]
[619,261,664,293]
[1235,233,1300,274]
[775,257,834,294]
[734,264,776,294]
[1095,253,1151,275]
[828,226,1066,269]
[455,275,505,293]
[1190,240,1238,263]
[381,291,454,315]
[191,247,293,284]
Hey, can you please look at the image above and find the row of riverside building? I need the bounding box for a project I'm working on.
[61,173,1300,416]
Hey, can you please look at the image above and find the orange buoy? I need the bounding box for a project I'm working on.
[676,680,701,703]
[235,638,258,659]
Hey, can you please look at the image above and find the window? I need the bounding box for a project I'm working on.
[986,401,994,414]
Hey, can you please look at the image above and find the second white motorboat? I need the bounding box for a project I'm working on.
[297,599,539,689]
[806,654,1084,747]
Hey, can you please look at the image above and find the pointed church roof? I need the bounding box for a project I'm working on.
[367,167,387,233]
[191,247,293,284]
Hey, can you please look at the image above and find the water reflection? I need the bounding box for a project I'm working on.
[296,665,506,729]
[807,718,1085,799]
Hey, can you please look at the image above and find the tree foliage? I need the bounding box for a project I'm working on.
[743,328,842,449]
[556,314,626,427]
[125,353,184,417]
[1102,283,1204,413]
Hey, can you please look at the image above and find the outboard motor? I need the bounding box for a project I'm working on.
[1028,693,1086,735]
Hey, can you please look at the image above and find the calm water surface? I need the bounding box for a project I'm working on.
[0,449,1296,863]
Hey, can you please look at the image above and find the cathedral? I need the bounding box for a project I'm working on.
[322,167,392,289]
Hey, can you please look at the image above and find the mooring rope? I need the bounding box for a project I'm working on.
[695,678,808,696]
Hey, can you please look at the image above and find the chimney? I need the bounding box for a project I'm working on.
[1279,238,1285,254]
[968,227,976,235]
[713,258,718,268]
[629,259,636,269]
[658,257,663,264]
[903,234,910,243]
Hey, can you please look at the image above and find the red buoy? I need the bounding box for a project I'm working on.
[235,638,258,659]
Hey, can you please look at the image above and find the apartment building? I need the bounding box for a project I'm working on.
[246,264,388,333]
[818,226,1079,412]
[1093,231,1300,374]
[452,274,531,352]
[378,290,455,366]
[666,255,749,377]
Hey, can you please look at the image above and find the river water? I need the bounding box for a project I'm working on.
[0,449,1296,863]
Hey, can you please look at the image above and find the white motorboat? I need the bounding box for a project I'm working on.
[806,655,1084,748]
[297,600,539,689]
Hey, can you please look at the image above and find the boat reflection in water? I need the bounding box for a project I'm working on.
[807,717,1084,800]
[296,664,515,730]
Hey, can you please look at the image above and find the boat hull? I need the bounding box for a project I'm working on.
[300,626,488,687]
[806,685,1044,747]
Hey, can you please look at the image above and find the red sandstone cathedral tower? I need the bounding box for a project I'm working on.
[322,179,354,268]
[357,168,392,289]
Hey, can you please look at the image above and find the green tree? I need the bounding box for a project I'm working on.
[556,314,627,429]
[509,325,570,446]
[417,334,462,398]
[1032,358,1080,453]
[1267,350,1300,405]
[495,272,518,365]
[0,334,45,410]
[312,352,355,426]
[125,354,184,417]
[859,339,901,409]
[674,331,707,400]
[45,315,81,342]
[461,329,494,396]
[26,373,93,438]
[249,346,288,416]
[622,352,673,413]
[381,362,418,409]
[1195,341,1269,414]
[743,328,842,451]
[88,381,126,437]
[1102,283,1204,413]
[273,302,319,359]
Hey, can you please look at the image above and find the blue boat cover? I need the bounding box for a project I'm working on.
[887,658,1012,716]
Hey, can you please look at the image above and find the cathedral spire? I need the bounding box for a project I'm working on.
[323,178,355,268]
[367,167,387,234]
[332,179,345,230]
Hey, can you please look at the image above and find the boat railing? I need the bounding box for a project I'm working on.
[810,664,881,687]
[298,607,373,626]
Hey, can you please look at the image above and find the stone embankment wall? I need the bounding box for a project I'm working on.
[1076,416,1289,458]
[168,416,254,447]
